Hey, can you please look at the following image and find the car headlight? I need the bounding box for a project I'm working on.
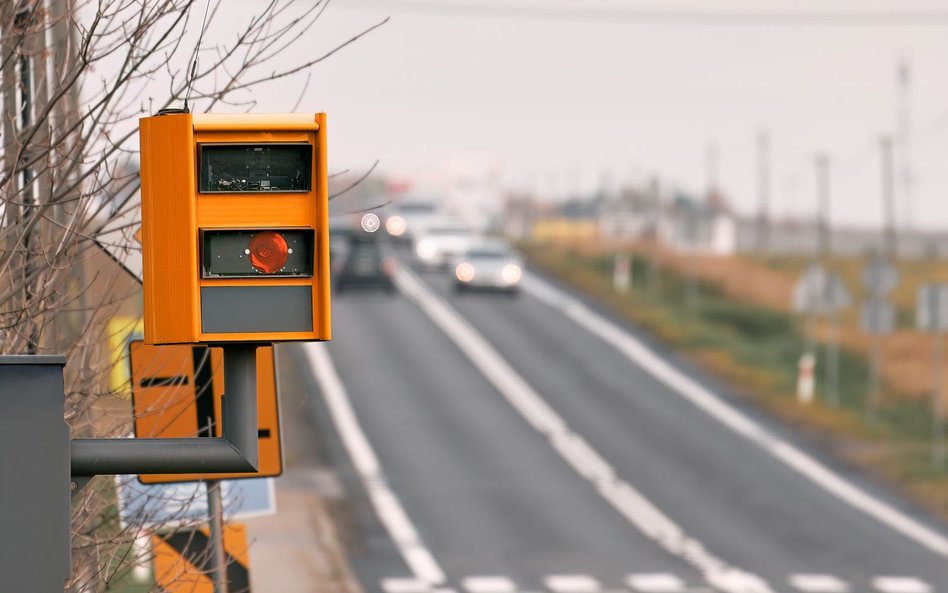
[416,239,437,260]
[501,264,522,284]
[456,262,475,282]
[386,216,406,237]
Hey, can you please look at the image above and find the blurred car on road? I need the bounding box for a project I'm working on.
[384,199,440,242]
[413,220,477,269]
[453,239,523,294]
[335,232,396,293]
[329,219,357,266]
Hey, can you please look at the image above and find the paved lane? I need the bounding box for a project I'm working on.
[315,289,706,590]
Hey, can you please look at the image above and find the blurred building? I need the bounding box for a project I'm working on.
[597,186,737,255]
[503,193,598,242]
[506,181,947,259]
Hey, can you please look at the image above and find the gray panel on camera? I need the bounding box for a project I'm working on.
[201,285,313,333]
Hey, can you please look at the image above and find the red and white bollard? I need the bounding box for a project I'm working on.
[614,253,631,293]
[798,352,816,404]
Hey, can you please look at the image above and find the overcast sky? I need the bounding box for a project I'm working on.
[218,0,948,229]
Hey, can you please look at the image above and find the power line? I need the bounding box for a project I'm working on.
[339,0,948,26]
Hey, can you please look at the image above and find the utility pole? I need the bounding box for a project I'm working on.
[687,141,718,314]
[897,56,913,247]
[815,154,840,407]
[880,136,898,260]
[706,140,719,196]
[929,287,945,469]
[757,129,770,254]
[863,138,900,424]
[648,175,662,296]
[599,166,613,202]
[816,154,831,260]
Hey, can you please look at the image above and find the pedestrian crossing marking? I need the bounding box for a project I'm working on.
[626,573,685,592]
[383,578,432,593]
[789,574,850,593]
[462,577,519,593]
[544,575,602,593]
[380,573,933,593]
[872,577,932,593]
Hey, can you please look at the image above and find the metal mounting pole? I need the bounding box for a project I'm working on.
[206,480,228,593]
[222,344,259,471]
[934,327,945,469]
[70,344,261,478]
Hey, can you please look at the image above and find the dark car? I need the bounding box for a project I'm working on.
[334,233,396,293]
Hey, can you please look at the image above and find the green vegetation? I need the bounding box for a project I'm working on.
[521,242,948,516]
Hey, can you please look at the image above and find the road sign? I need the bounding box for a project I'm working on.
[861,301,896,335]
[139,111,331,345]
[130,341,283,483]
[153,522,251,593]
[108,316,144,394]
[917,283,948,332]
[792,264,851,314]
[862,254,900,295]
[117,477,275,528]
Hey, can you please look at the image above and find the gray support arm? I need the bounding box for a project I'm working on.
[70,344,260,478]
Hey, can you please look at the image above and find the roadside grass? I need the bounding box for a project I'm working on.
[520,241,948,519]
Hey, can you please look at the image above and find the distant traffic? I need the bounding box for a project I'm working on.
[330,197,523,295]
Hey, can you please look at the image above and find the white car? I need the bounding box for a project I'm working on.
[414,222,476,269]
[453,240,523,294]
[385,199,440,241]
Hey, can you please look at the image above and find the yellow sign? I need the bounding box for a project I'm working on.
[139,112,331,345]
[108,317,145,395]
[152,523,250,593]
[130,341,282,483]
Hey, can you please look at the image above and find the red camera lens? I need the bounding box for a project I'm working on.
[248,231,289,274]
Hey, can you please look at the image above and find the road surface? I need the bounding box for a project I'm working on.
[281,251,948,593]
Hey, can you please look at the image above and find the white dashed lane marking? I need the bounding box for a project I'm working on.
[382,574,933,593]
[788,574,850,592]
[462,577,519,593]
[872,576,933,593]
[544,575,602,593]
[382,578,432,593]
[626,573,686,592]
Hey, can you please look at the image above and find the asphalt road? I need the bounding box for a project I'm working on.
[285,249,948,593]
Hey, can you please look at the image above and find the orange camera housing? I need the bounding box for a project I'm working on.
[139,112,330,344]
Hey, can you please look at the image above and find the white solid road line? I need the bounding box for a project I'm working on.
[787,574,850,592]
[871,577,933,593]
[544,575,602,593]
[394,267,776,593]
[521,272,948,558]
[626,573,686,592]
[305,344,446,586]
[462,576,519,593]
